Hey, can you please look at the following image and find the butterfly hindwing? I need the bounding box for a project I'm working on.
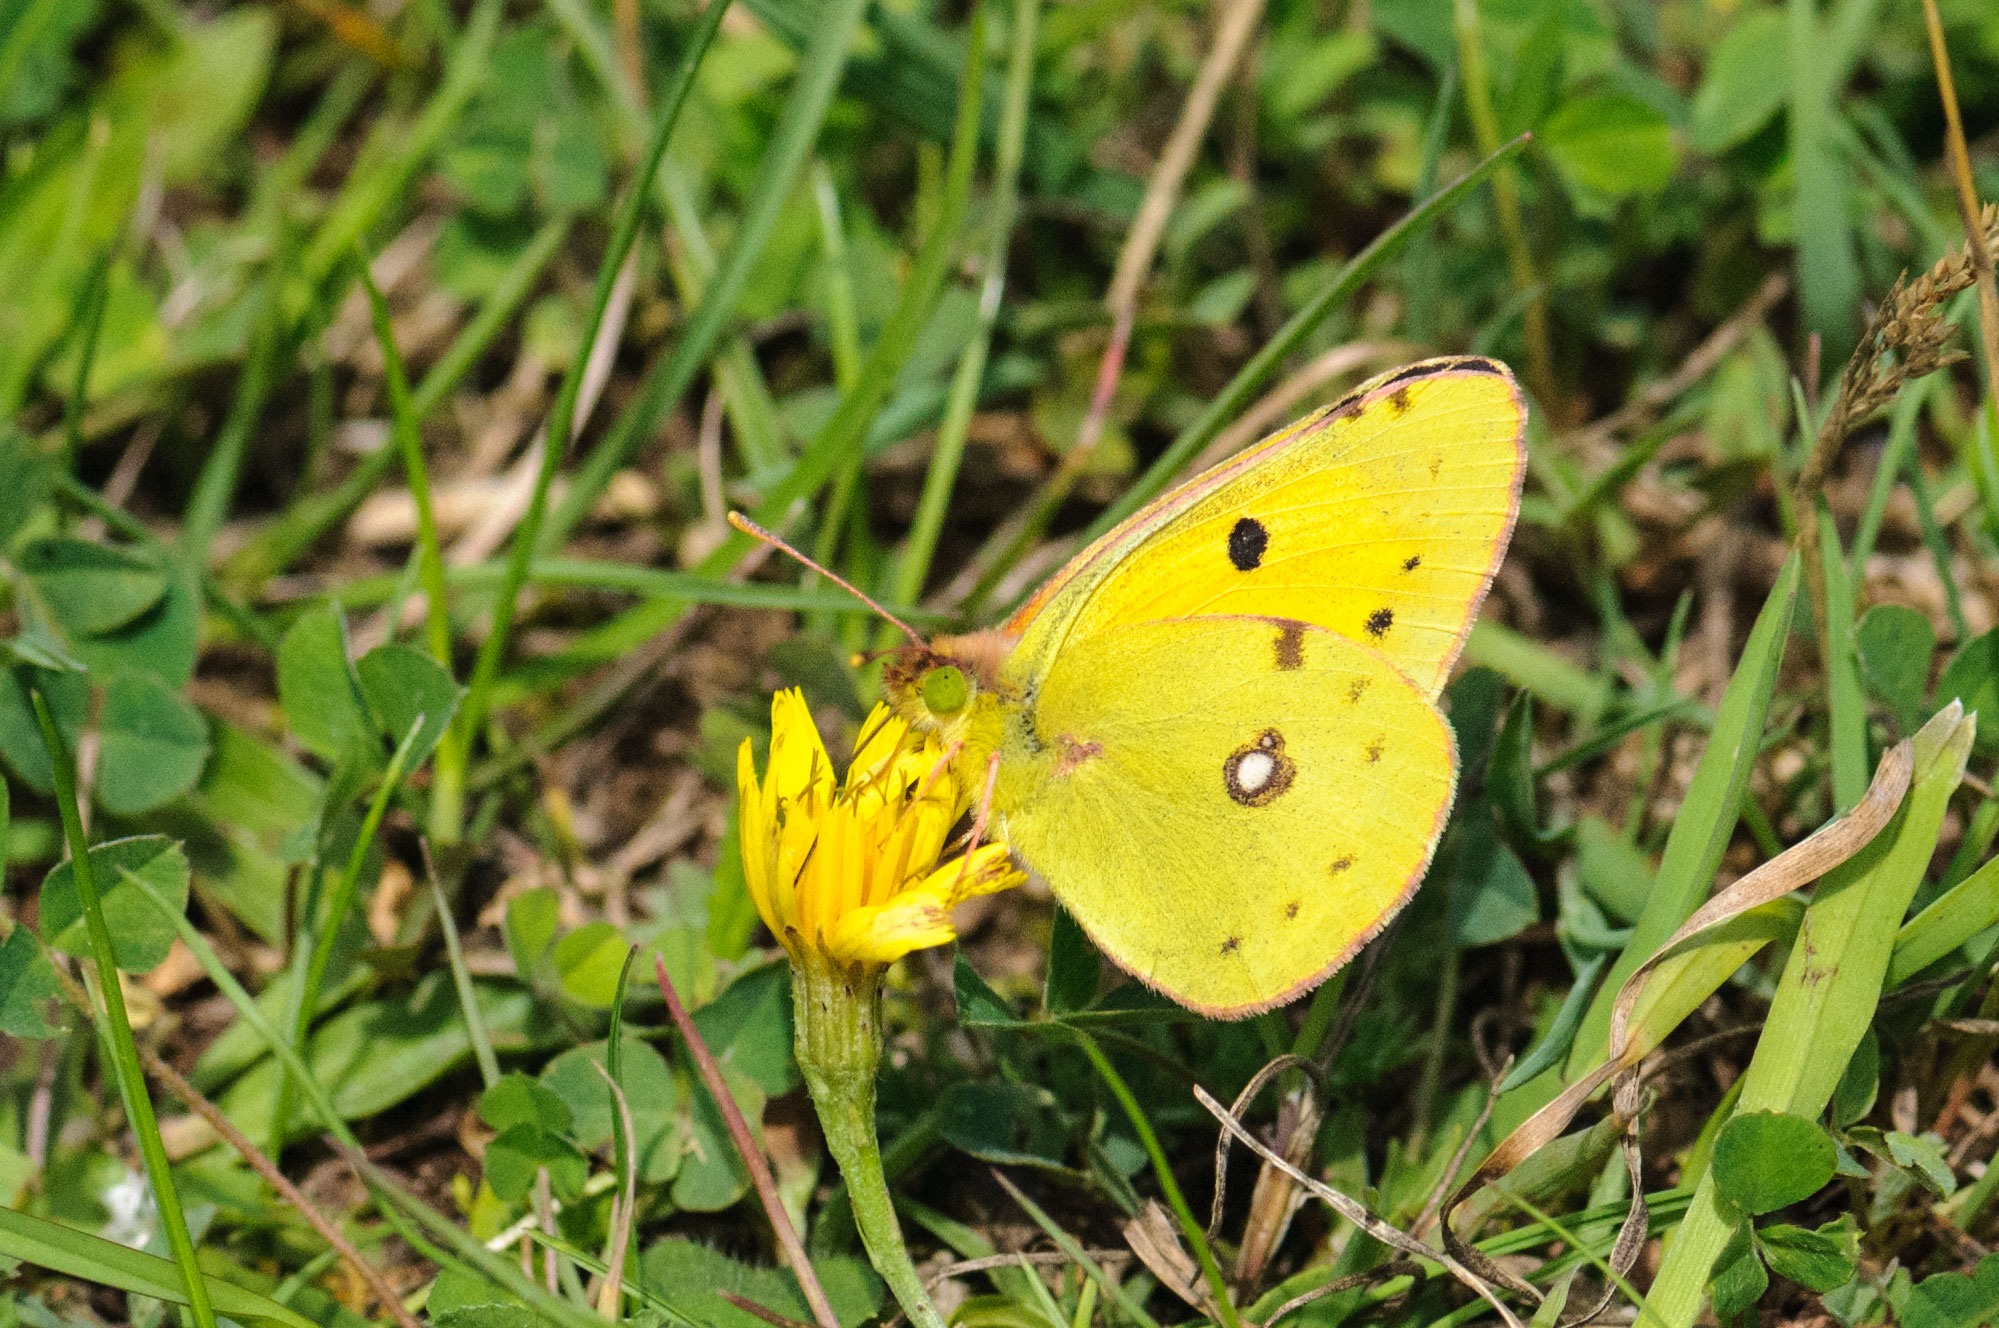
[993,615,1456,1016]
[1008,358,1524,700]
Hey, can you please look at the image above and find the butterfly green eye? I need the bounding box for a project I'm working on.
[921,665,968,716]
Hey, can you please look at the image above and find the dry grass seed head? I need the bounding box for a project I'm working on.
[1818,201,1999,460]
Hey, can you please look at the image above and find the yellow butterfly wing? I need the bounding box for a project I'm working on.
[1007,357,1524,701]
[993,616,1455,1017]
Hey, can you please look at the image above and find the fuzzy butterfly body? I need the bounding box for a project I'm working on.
[885,357,1527,1016]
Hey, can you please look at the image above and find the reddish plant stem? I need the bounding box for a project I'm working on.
[655,956,839,1328]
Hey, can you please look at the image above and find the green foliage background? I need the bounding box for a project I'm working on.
[0,0,1996,1324]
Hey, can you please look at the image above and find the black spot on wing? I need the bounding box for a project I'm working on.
[1346,677,1369,704]
[1386,385,1413,416]
[1228,517,1268,571]
[1329,856,1354,874]
[1365,607,1394,638]
[1284,900,1300,920]
[1365,737,1384,764]
[1402,554,1421,572]
[1220,936,1241,955]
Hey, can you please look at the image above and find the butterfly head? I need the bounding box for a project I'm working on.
[882,629,1014,757]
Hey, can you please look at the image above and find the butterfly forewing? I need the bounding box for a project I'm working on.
[1009,358,1525,701]
[993,615,1456,1016]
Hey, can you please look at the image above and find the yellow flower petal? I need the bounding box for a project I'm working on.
[737,737,781,939]
[737,689,1021,973]
[925,843,1025,906]
[827,889,956,965]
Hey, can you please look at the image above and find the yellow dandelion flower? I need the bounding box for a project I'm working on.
[736,689,1021,1328]
[737,689,1021,973]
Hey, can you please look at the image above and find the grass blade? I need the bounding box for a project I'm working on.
[1890,849,1999,986]
[732,3,991,555]
[1072,1029,1241,1328]
[989,1168,1164,1328]
[892,0,1041,610]
[30,690,218,1328]
[456,0,733,768]
[0,1206,312,1328]
[1567,555,1800,1074]
[1089,134,1530,539]
[1818,506,1869,810]
[1648,704,1973,1325]
[1790,0,1861,361]
[550,0,868,548]
[232,215,570,587]
[359,262,453,668]
[273,717,427,1157]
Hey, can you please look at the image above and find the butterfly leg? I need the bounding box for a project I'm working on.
[953,751,1004,891]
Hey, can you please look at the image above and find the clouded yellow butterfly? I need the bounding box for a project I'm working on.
[879,356,1526,1017]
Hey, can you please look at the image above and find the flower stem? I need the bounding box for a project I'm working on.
[794,961,946,1328]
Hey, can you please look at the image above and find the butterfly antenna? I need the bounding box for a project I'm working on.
[728,511,922,645]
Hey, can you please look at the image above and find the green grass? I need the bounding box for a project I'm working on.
[1,3,1998,1326]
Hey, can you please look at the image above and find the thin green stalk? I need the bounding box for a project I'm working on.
[272,718,425,1157]
[1902,443,1970,641]
[234,216,570,587]
[1818,506,1868,812]
[812,160,864,393]
[300,0,504,285]
[428,849,499,1088]
[892,0,1040,611]
[1403,63,1459,347]
[961,134,1529,617]
[1452,0,1554,408]
[605,945,640,1241]
[1072,1029,1243,1328]
[314,553,898,614]
[360,261,464,841]
[1850,377,1929,572]
[1489,1188,1663,1328]
[1406,945,1459,1161]
[656,164,789,477]
[1790,0,1860,363]
[456,0,731,760]
[122,870,598,1328]
[990,1169,1164,1328]
[183,236,290,572]
[549,0,863,548]
[792,959,946,1328]
[59,253,110,472]
[360,264,453,668]
[30,690,217,1328]
[697,2,990,580]
[1289,967,1347,1061]
[1086,136,1528,538]
[805,162,864,637]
